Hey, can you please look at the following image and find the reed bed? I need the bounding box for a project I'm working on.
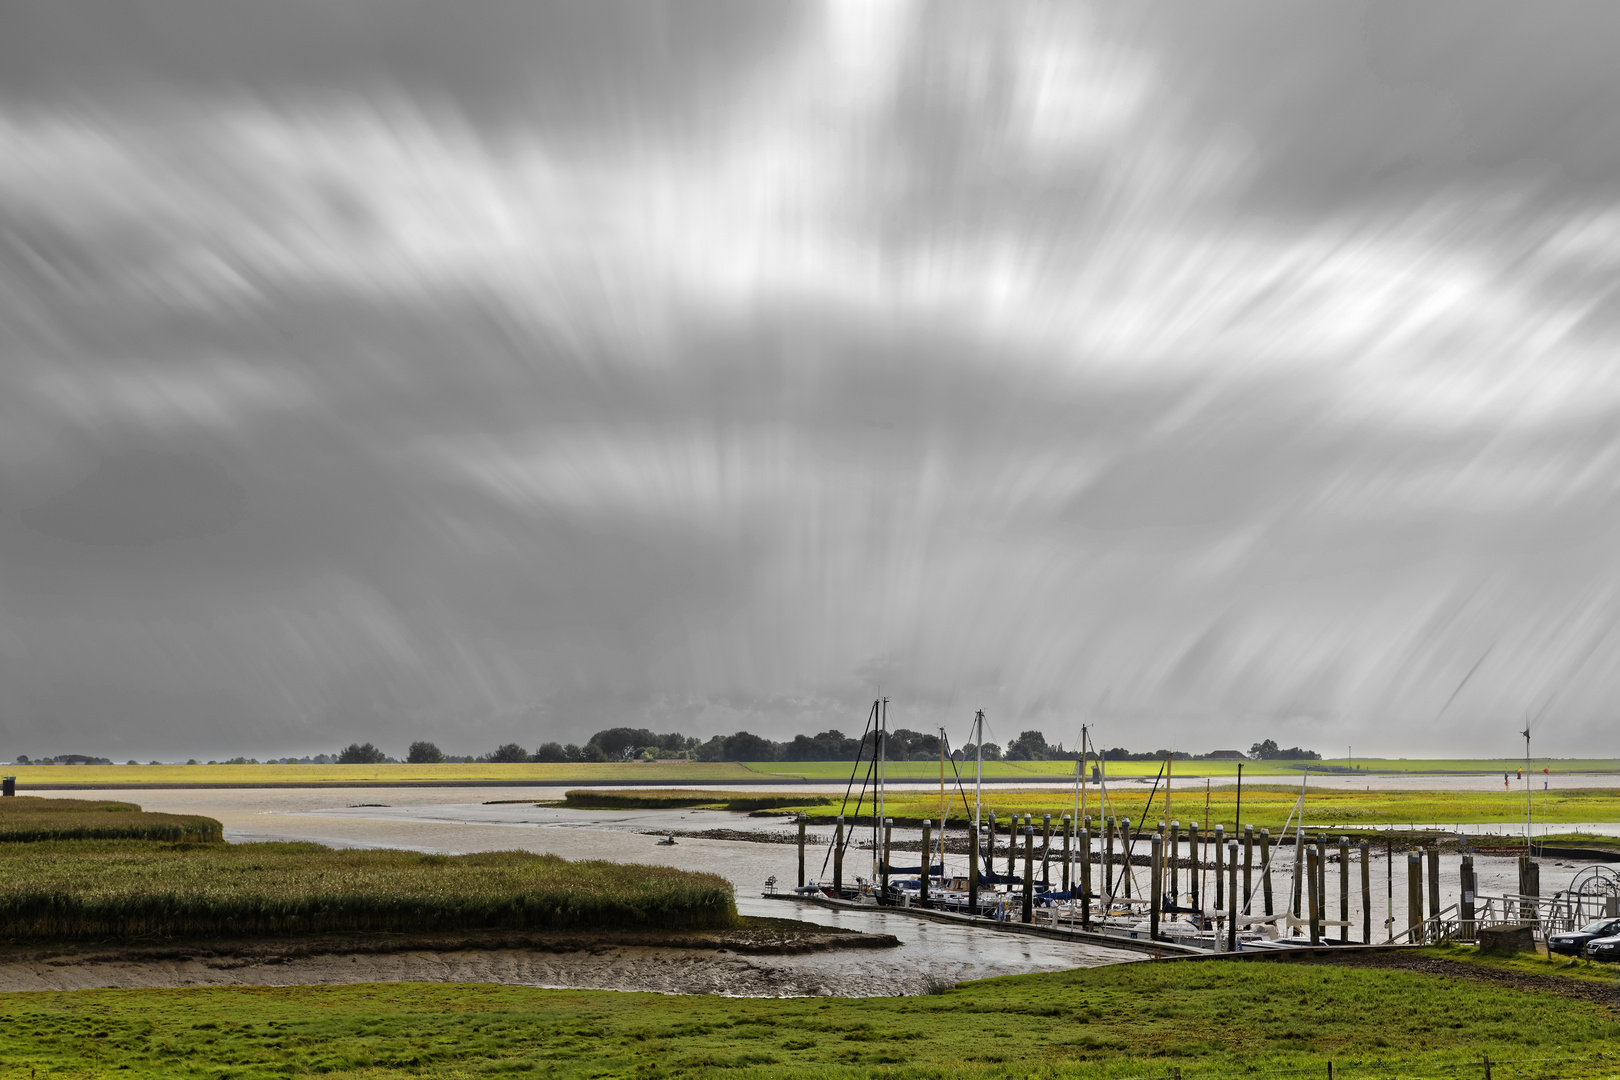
[0,841,735,941]
[0,797,222,844]
[563,789,832,811]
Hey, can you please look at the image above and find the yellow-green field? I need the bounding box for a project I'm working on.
[572,785,1620,831]
[6,760,767,788]
[9,757,1619,788]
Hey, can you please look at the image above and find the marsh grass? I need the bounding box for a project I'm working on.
[592,784,1620,830]
[0,841,735,941]
[0,796,222,843]
[563,789,833,811]
[0,959,1614,1078]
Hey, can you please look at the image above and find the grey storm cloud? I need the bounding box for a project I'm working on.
[0,1,1618,760]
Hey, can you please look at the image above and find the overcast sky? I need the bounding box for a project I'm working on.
[2,1,1618,761]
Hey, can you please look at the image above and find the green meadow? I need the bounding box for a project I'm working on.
[571,785,1620,832]
[0,956,1614,1079]
[743,758,1620,780]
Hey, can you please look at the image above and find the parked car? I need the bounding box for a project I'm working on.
[1585,933,1620,962]
[1547,918,1620,956]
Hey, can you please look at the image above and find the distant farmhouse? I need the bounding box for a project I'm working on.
[1204,750,1248,761]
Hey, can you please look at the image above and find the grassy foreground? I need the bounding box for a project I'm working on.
[0,959,1615,1078]
[0,796,221,843]
[0,841,735,941]
[574,784,1620,831]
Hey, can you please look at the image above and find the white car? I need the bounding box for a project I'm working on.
[1585,933,1620,962]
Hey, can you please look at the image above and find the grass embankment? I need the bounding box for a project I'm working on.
[746,758,1620,779]
[562,789,833,811]
[8,760,766,788]
[578,785,1620,832]
[0,841,736,942]
[1,959,1615,1078]
[0,796,221,843]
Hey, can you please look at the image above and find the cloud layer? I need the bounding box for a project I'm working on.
[1,1,1617,758]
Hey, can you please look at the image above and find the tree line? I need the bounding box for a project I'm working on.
[324,728,1319,765]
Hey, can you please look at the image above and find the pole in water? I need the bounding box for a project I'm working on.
[1460,853,1476,941]
[1242,824,1254,916]
[881,818,893,903]
[1359,841,1371,944]
[1338,836,1350,945]
[920,819,932,905]
[1150,832,1163,941]
[797,814,807,888]
[1169,820,1181,902]
[1226,841,1239,951]
[1260,827,1274,916]
[1407,852,1423,943]
[1426,844,1441,919]
[968,824,981,917]
[1121,818,1132,898]
[1042,813,1052,890]
[1214,824,1225,911]
[1103,816,1115,895]
[1079,827,1092,927]
[1007,815,1018,879]
[1021,825,1035,924]
[1307,845,1321,945]
[833,815,845,896]
[1189,820,1201,913]
[1062,815,1072,894]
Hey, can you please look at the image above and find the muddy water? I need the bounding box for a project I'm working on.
[54,787,1141,996]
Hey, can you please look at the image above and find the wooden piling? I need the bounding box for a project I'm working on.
[1307,845,1321,945]
[797,814,807,888]
[1062,815,1072,893]
[1103,816,1115,895]
[1460,853,1476,941]
[1407,852,1423,943]
[1359,841,1371,943]
[1426,845,1440,919]
[1007,815,1018,878]
[1189,821,1201,912]
[968,823,980,916]
[1226,841,1239,951]
[1339,836,1350,945]
[833,815,844,895]
[881,818,893,902]
[1121,818,1133,898]
[920,819,932,904]
[1150,832,1163,941]
[1079,828,1092,927]
[1242,824,1254,915]
[1260,827,1274,916]
[1292,831,1304,918]
[1042,814,1052,890]
[1021,825,1034,924]
[1169,820,1181,901]
[1316,834,1328,926]
[1214,824,1225,911]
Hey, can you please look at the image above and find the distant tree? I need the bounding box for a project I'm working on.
[406,741,445,764]
[722,731,777,761]
[126,759,138,765]
[338,742,387,765]
[694,735,727,762]
[1250,739,1280,760]
[1005,731,1050,761]
[963,742,1003,761]
[488,742,529,763]
[781,730,863,761]
[562,743,584,762]
[532,741,569,762]
[14,755,27,764]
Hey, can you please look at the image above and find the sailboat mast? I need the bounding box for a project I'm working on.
[974,710,984,842]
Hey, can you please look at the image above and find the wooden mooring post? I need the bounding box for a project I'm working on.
[1427,845,1441,919]
[1460,853,1476,941]
[797,814,807,888]
[1214,824,1225,911]
[968,823,980,916]
[881,818,893,902]
[1307,845,1321,945]
[1121,818,1132,898]
[1292,830,1305,919]
[1260,827,1274,916]
[1242,824,1254,915]
[1338,836,1350,945]
[1189,821,1200,912]
[1226,840,1239,951]
[1042,814,1052,890]
[1079,828,1092,927]
[1103,816,1115,895]
[1062,815,1072,893]
[920,819,932,904]
[1021,825,1034,924]
[833,815,844,895]
[1359,841,1371,943]
[1407,852,1423,942]
[1150,832,1163,940]
[1168,820,1180,901]
[1007,816,1019,878]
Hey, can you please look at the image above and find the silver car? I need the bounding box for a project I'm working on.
[1584,933,1620,962]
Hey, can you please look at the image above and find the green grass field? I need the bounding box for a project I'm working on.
[0,796,221,843]
[6,760,767,788]
[578,785,1620,831]
[0,956,1613,1078]
[0,841,735,941]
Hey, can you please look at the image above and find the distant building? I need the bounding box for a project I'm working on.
[1205,750,1248,761]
